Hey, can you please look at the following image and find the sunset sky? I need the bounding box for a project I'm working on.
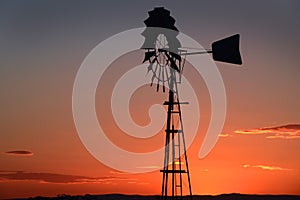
[0,0,300,198]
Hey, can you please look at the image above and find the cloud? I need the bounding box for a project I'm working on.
[235,124,300,139]
[109,170,128,175]
[4,150,33,156]
[0,170,134,184]
[243,164,291,171]
[219,133,232,138]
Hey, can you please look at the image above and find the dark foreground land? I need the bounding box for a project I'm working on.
[19,194,300,200]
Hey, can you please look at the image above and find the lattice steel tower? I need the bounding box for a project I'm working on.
[141,7,192,200]
[141,7,242,200]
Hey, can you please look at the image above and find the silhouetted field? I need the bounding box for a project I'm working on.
[15,193,300,200]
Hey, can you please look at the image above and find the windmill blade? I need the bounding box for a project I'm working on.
[164,51,180,72]
[157,64,162,91]
[169,51,181,61]
[162,67,165,92]
[160,49,181,62]
[143,51,156,63]
[146,57,157,76]
[150,63,159,86]
[147,62,154,74]
[170,61,180,72]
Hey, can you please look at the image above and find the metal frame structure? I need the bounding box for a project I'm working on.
[141,6,242,200]
[160,64,192,200]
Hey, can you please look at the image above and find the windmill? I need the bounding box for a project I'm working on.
[141,7,242,200]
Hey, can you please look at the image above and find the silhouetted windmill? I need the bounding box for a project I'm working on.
[141,7,242,200]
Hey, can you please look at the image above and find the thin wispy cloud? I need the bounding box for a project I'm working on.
[219,133,232,138]
[243,164,292,171]
[109,170,128,175]
[4,150,33,156]
[235,124,300,139]
[0,170,135,184]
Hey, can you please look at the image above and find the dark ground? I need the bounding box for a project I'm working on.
[15,194,300,200]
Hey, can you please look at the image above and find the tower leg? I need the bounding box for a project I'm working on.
[161,83,192,200]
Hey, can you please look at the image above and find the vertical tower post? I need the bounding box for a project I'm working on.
[160,70,192,200]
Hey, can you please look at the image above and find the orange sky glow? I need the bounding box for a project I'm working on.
[1,1,299,199]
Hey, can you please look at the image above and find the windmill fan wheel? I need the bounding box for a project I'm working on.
[141,7,182,92]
